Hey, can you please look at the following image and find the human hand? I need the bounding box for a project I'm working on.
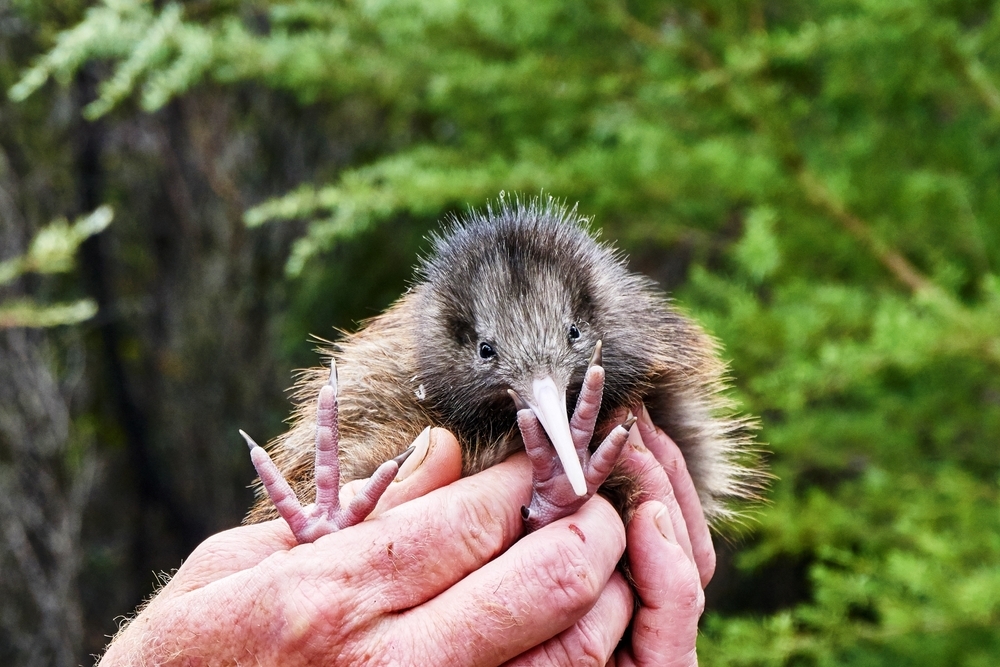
[507,408,711,666]
[100,414,711,667]
[99,427,631,666]
[634,405,716,588]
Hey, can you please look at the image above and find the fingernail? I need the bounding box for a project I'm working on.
[396,426,431,481]
[655,504,677,544]
[639,404,653,427]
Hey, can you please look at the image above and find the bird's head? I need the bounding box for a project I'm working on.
[413,199,660,494]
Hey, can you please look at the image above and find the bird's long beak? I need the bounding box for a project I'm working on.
[527,376,587,497]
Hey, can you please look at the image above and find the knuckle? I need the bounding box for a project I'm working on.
[254,557,356,656]
[535,643,574,666]
[564,619,612,667]
[276,586,357,659]
[188,530,242,563]
[539,636,604,667]
[528,538,604,612]
[446,489,509,563]
[671,575,706,615]
[660,452,685,476]
[661,450,685,476]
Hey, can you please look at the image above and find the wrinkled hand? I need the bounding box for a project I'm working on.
[100,417,712,666]
[99,428,623,666]
[508,406,712,666]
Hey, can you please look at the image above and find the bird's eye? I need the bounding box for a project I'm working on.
[478,342,497,359]
[568,324,581,341]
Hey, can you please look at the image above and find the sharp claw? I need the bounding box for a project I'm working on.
[239,429,260,450]
[508,388,530,411]
[622,411,636,431]
[391,444,416,467]
[328,358,339,396]
[588,340,603,368]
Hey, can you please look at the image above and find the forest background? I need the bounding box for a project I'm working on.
[1,1,998,665]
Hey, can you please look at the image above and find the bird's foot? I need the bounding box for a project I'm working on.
[515,356,634,532]
[240,359,411,543]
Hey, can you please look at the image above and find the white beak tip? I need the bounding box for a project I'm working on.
[528,376,588,499]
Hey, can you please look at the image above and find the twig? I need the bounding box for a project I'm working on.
[795,169,934,294]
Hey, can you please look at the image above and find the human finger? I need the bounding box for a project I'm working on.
[395,495,627,666]
[637,405,716,586]
[160,455,534,665]
[339,427,463,515]
[174,427,465,597]
[616,427,695,564]
[503,571,633,667]
[158,520,297,597]
[273,452,535,616]
[619,500,703,667]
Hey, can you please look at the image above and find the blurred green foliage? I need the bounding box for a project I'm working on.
[12,0,1000,664]
[0,205,112,327]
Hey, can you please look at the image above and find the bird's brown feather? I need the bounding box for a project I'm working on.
[246,198,763,528]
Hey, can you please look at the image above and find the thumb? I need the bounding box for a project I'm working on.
[339,427,463,516]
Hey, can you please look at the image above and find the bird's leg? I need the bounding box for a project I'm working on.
[515,347,635,531]
[240,359,412,543]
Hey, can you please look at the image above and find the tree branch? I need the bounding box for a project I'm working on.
[795,169,934,294]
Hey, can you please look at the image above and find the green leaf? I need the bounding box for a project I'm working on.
[0,299,99,328]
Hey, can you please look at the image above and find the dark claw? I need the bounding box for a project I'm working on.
[508,388,530,411]
[391,445,416,467]
[244,357,398,543]
[588,339,603,368]
[518,360,628,532]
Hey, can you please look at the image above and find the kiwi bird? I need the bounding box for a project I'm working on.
[241,198,759,540]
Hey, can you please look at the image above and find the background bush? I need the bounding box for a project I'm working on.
[1,1,998,664]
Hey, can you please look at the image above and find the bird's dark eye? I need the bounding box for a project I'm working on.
[568,324,581,341]
[478,342,497,359]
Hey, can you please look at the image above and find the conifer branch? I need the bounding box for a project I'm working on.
[795,169,934,294]
[609,1,716,70]
[940,39,1000,117]
[612,6,938,296]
